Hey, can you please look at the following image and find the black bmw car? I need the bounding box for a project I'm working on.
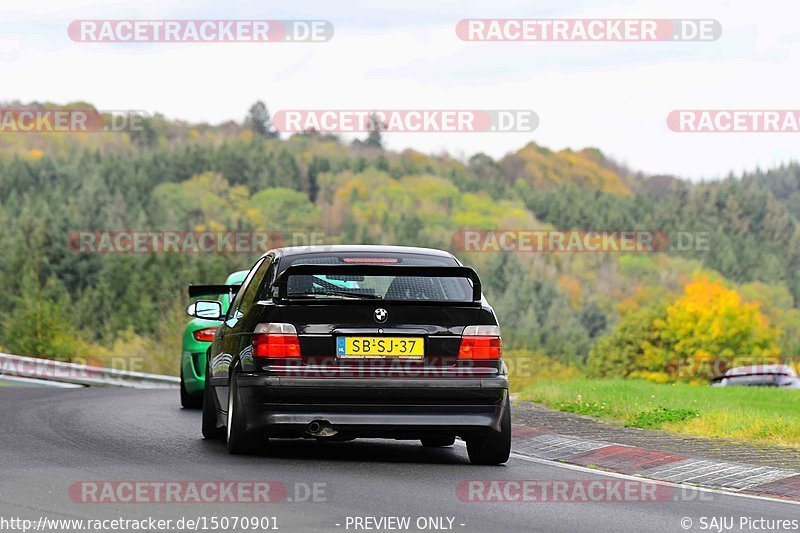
[187,245,510,465]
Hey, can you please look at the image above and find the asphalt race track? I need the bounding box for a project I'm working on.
[1,387,797,532]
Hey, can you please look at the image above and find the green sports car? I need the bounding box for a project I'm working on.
[180,270,248,408]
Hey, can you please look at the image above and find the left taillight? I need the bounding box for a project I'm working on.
[458,325,502,360]
[192,327,218,342]
[253,323,301,358]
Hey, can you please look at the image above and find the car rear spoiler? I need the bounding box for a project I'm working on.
[188,284,242,299]
[275,264,482,302]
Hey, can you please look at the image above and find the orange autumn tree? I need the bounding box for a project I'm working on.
[655,276,780,380]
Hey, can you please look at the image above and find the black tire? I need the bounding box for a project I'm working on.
[466,397,511,465]
[180,368,202,409]
[421,435,456,447]
[226,373,267,455]
[201,374,224,439]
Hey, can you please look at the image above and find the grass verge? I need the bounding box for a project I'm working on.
[519,378,800,447]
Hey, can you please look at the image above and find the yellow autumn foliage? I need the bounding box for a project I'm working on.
[656,276,780,378]
[512,142,632,196]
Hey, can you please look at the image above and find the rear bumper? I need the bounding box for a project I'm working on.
[181,351,206,395]
[235,374,509,439]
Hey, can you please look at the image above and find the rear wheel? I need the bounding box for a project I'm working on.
[201,373,224,439]
[180,368,202,409]
[421,435,456,447]
[226,373,267,455]
[466,397,511,465]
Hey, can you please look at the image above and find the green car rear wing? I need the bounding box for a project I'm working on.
[188,284,242,299]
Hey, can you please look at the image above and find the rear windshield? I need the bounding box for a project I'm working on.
[279,253,474,302]
[286,273,473,302]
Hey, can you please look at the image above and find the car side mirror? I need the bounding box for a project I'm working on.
[186,300,224,320]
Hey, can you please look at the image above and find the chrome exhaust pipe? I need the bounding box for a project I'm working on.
[307,420,337,437]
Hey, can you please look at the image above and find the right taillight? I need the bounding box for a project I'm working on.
[458,325,502,360]
[253,323,301,358]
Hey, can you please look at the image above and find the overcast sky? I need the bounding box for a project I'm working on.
[1,0,798,180]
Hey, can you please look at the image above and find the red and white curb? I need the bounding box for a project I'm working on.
[511,425,800,501]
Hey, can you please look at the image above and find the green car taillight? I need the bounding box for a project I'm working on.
[192,327,218,342]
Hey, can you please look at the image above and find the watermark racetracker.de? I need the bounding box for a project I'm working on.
[451,229,711,253]
[0,355,148,377]
[68,231,326,254]
[668,110,800,133]
[456,480,712,503]
[456,19,721,42]
[677,357,800,381]
[272,110,538,133]
[69,480,327,504]
[68,19,334,42]
[0,109,147,133]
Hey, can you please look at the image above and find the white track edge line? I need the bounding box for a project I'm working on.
[453,441,800,507]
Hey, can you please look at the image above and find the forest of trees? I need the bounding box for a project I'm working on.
[1,101,799,380]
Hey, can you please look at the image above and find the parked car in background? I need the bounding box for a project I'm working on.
[711,364,800,388]
[180,270,249,408]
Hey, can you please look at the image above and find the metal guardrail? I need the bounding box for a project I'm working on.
[0,353,179,389]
